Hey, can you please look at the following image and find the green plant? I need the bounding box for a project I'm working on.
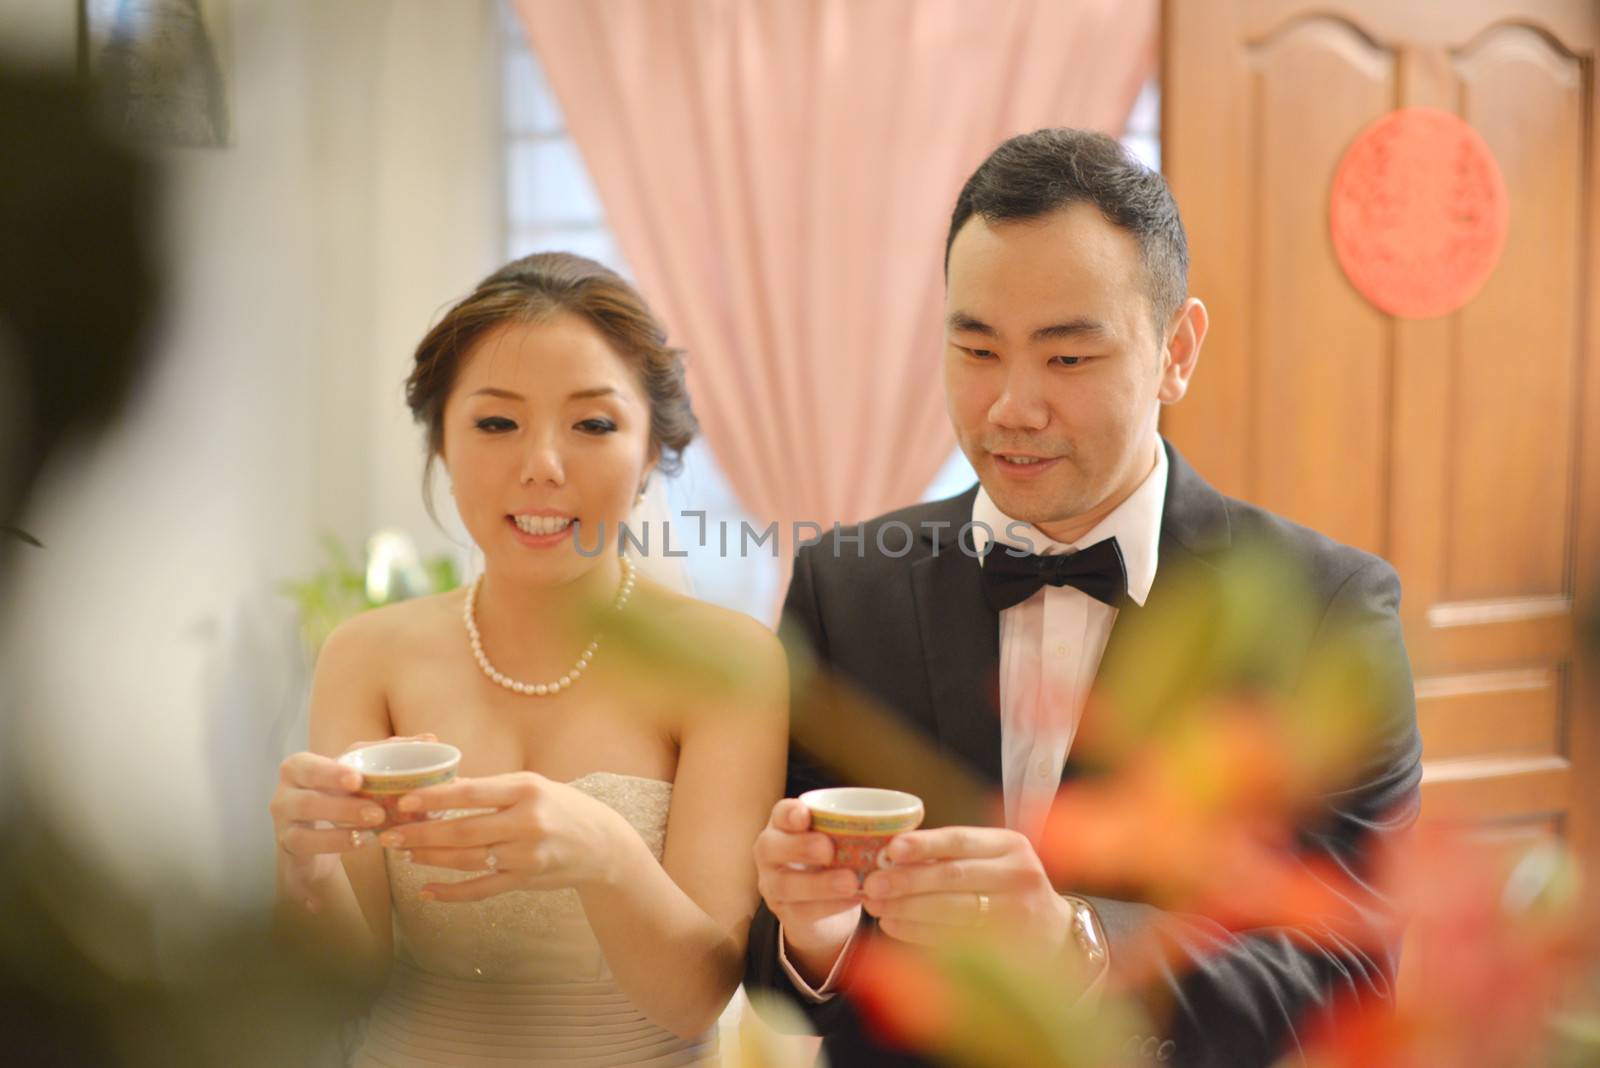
[282,531,459,655]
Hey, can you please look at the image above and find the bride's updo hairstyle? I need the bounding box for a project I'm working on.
[405,252,698,502]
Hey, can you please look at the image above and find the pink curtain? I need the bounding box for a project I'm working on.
[512,0,1157,594]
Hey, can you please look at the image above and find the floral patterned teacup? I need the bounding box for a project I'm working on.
[338,741,461,829]
[800,787,925,882]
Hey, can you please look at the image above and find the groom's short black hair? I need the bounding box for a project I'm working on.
[945,128,1189,328]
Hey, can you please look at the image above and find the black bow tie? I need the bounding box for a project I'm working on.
[980,536,1130,612]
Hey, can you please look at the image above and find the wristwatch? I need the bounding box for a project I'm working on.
[1062,894,1109,979]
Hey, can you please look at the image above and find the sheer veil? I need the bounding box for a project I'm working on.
[623,477,693,597]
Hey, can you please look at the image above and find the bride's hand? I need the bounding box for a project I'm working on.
[377,773,633,901]
[270,734,437,905]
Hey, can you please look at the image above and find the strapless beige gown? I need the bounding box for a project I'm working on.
[350,773,719,1067]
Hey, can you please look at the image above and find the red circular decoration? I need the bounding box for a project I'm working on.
[1329,107,1509,320]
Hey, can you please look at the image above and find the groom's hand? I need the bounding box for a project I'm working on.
[754,799,863,987]
[860,826,1073,954]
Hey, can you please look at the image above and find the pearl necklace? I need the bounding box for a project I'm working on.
[463,557,636,696]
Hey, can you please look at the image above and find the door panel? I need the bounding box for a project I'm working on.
[1253,18,1395,554]
[1162,0,1600,906]
[1450,26,1583,600]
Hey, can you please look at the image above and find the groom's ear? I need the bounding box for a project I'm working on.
[1157,297,1208,405]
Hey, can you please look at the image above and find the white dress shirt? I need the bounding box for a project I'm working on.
[779,444,1168,999]
[973,445,1167,840]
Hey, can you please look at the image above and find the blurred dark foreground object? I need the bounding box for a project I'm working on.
[1,815,378,1067]
[0,59,161,560]
[0,61,369,1065]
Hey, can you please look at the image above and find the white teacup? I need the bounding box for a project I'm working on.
[338,741,461,828]
[799,787,925,879]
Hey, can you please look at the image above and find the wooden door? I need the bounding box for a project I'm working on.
[1161,0,1600,889]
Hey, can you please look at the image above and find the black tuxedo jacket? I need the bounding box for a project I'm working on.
[743,442,1424,1068]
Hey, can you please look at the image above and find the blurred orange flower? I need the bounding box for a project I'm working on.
[1300,827,1598,1068]
[846,933,1143,1068]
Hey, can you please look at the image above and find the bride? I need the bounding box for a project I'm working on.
[269,253,787,1066]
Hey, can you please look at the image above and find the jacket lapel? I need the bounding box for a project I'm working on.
[908,489,1004,788]
[1065,441,1232,783]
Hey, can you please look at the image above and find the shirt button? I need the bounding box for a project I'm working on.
[1053,644,1068,658]
[1036,759,1053,777]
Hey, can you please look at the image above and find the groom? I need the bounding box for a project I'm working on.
[743,128,1423,1068]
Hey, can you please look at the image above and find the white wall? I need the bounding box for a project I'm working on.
[0,0,75,64]
[2,0,500,916]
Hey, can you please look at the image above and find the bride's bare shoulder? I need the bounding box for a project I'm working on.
[318,589,465,666]
[630,578,786,697]
[635,577,773,639]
